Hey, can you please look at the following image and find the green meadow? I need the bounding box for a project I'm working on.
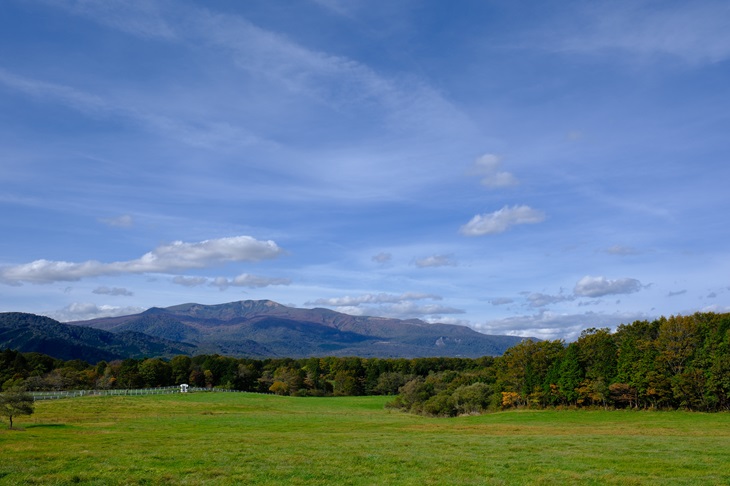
[1,393,729,485]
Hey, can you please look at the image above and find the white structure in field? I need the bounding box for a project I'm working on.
[180,384,189,393]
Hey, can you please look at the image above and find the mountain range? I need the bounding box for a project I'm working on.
[0,312,195,363]
[1,300,528,362]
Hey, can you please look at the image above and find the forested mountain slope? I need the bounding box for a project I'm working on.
[0,313,196,362]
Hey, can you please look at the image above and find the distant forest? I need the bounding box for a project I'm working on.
[2,312,729,414]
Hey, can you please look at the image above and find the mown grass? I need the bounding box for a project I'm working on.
[1,393,728,485]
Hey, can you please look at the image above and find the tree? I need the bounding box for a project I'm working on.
[576,328,617,384]
[496,339,563,407]
[138,358,172,388]
[0,386,35,429]
[558,343,583,405]
[170,356,192,385]
[655,315,698,377]
[450,382,493,415]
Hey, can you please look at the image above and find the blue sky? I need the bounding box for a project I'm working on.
[1,0,729,341]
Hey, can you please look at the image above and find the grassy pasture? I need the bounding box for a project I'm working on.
[1,393,729,485]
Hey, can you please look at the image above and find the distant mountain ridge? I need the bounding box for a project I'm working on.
[0,312,196,362]
[68,300,527,359]
[1,300,529,362]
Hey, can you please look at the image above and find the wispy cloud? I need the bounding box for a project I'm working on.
[210,274,291,290]
[171,276,209,287]
[460,205,545,236]
[171,273,291,289]
[573,276,643,298]
[307,292,441,307]
[552,1,730,65]
[99,215,134,228]
[0,236,283,284]
[305,292,463,320]
[92,286,134,297]
[525,292,574,308]
[46,302,145,322]
[414,255,457,268]
[39,0,178,40]
[371,252,392,264]
[40,0,473,142]
[0,69,265,152]
[468,153,518,188]
[0,68,109,115]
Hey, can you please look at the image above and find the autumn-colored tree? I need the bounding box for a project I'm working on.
[501,391,521,408]
[655,315,698,377]
[496,339,563,407]
[269,380,289,395]
[609,382,637,408]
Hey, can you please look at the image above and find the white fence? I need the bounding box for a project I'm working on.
[29,386,245,401]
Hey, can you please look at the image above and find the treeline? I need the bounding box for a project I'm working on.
[391,312,730,415]
[0,347,490,397]
[2,312,729,415]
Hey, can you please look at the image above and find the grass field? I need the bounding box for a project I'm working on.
[1,392,729,485]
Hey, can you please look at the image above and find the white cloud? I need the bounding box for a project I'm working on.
[99,215,134,228]
[171,276,209,287]
[526,292,574,308]
[327,302,465,320]
[414,255,457,268]
[460,205,545,236]
[701,304,730,313]
[469,153,518,188]
[305,292,462,320]
[210,273,291,290]
[0,235,283,284]
[379,301,465,319]
[307,292,441,307]
[92,286,134,296]
[476,310,651,341]
[489,298,514,306]
[45,302,145,323]
[574,275,643,298]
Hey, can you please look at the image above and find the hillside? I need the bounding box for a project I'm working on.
[0,312,196,362]
[70,300,527,359]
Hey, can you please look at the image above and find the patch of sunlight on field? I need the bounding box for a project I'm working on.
[1,393,729,485]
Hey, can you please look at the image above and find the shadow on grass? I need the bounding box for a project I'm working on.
[25,423,69,429]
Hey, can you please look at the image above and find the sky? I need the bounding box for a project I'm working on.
[1,0,729,341]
